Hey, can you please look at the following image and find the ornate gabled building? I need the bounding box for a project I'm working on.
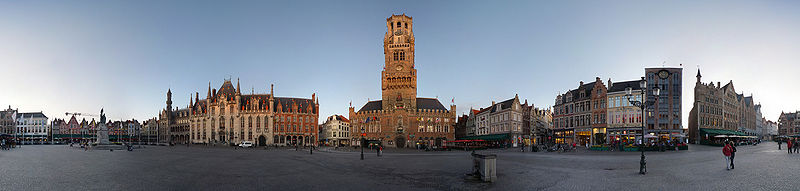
[779,111,799,136]
[349,14,455,148]
[552,77,607,145]
[688,69,761,144]
[522,101,552,146]
[162,79,319,147]
[0,106,17,135]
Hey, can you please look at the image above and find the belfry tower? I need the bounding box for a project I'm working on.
[381,14,417,111]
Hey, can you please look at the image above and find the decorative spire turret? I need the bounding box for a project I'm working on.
[236,78,241,94]
[166,89,173,110]
[696,68,702,84]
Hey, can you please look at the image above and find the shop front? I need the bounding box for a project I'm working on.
[607,128,641,145]
[553,129,574,144]
[460,133,511,148]
[575,128,592,147]
[649,129,686,145]
[592,128,606,145]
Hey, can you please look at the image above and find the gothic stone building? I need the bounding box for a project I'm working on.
[349,14,455,148]
[161,79,319,146]
[688,69,760,144]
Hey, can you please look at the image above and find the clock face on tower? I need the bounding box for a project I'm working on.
[658,70,670,79]
[395,65,403,71]
[394,29,403,35]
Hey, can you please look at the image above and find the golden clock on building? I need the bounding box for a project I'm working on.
[658,70,670,79]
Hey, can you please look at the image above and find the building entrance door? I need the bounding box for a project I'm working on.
[218,131,226,144]
[258,135,266,146]
[395,137,406,148]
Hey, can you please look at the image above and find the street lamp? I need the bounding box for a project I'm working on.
[360,127,365,160]
[626,76,660,175]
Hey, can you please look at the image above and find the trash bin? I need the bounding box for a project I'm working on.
[472,153,497,182]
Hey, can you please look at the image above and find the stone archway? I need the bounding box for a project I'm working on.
[395,137,406,148]
[218,131,226,144]
[258,135,267,146]
[298,136,304,146]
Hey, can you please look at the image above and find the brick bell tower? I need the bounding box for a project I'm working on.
[382,14,417,111]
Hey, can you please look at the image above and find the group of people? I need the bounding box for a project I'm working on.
[780,139,800,154]
[1,138,16,150]
[722,141,737,170]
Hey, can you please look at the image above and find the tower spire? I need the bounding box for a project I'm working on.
[696,68,702,84]
[236,78,241,94]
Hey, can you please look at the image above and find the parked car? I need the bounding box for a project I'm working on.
[238,141,253,148]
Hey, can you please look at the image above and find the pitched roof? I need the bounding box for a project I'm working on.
[17,112,47,119]
[274,97,316,113]
[608,80,643,93]
[416,98,447,111]
[357,98,449,112]
[491,98,515,113]
[328,115,350,123]
[217,80,237,99]
[744,96,753,105]
[358,100,383,112]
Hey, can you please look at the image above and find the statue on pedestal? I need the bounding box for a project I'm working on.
[95,108,111,145]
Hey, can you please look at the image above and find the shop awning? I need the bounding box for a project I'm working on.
[458,134,510,141]
[699,128,747,136]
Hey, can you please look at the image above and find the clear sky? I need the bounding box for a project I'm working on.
[1,0,799,126]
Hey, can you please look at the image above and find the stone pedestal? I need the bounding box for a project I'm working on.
[95,123,111,145]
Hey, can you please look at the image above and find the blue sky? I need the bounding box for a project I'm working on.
[1,0,799,126]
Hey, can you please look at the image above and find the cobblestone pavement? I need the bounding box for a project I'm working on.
[0,142,798,191]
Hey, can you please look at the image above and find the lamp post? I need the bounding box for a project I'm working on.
[626,76,660,175]
[360,127,365,160]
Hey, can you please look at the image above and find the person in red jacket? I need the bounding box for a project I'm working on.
[788,140,793,154]
[723,142,733,170]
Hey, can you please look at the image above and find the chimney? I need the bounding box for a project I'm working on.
[579,81,584,86]
[607,78,612,89]
[492,101,496,105]
[717,82,720,87]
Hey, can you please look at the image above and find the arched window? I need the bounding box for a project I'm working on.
[396,22,401,28]
[248,116,252,128]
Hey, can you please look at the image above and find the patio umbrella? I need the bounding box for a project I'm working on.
[714,135,728,138]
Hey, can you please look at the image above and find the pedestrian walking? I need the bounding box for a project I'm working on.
[729,141,737,169]
[778,141,782,150]
[723,142,733,170]
[794,139,799,153]
[788,140,793,154]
